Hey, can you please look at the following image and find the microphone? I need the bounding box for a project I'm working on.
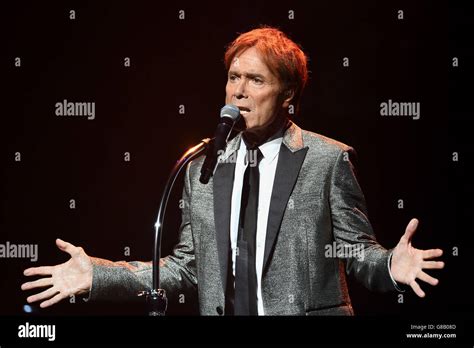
[199,104,241,184]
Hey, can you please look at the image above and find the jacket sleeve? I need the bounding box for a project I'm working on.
[329,147,398,292]
[88,163,197,301]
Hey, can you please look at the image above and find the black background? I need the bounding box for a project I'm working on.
[0,0,472,345]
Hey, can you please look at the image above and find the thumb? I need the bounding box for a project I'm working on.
[56,238,77,256]
[403,218,419,242]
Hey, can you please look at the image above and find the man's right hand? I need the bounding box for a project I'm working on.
[21,238,93,308]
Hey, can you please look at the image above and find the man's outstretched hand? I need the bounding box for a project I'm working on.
[391,218,445,297]
[21,239,93,308]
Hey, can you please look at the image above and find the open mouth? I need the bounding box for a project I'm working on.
[238,106,251,115]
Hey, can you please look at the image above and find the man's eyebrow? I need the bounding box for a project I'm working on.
[228,70,265,79]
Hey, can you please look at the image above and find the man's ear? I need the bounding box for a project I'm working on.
[282,89,295,108]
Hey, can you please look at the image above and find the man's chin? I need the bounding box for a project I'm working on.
[244,123,258,131]
[241,116,287,147]
[242,117,267,132]
[243,119,276,133]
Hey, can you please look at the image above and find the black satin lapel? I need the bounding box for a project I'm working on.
[213,161,236,292]
[262,145,309,272]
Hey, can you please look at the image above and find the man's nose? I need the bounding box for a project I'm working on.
[234,79,248,99]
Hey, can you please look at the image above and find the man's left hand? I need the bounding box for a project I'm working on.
[391,218,445,297]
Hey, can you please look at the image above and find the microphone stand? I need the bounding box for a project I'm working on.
[138,138,211,316]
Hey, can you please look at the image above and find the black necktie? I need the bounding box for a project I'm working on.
[234,146,263,315]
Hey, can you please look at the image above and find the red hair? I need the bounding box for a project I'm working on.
[224,27,308,116]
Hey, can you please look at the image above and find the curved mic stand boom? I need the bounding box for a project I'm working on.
[138,138,211,316]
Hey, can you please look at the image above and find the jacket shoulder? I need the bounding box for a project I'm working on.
[301,129,353,155]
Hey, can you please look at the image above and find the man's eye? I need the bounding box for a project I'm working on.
[252,78,263,85]
[229,75,238,82]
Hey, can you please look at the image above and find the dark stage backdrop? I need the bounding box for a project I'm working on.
[0,0,471,323]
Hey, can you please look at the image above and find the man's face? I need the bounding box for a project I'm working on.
[225,47,290,130]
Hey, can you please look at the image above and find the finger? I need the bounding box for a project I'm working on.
[40,293,67,308]
[56,238,79,256]
[27,287,59,304]
[24,266,53,277]
[403,218,419,242]
[21,277,53,291]
[422,260,445,269]
[422,248,443,259]
[417,271,439,286]
[410,280,425,298]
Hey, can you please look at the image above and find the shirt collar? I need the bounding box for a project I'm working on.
[238,135,283,164]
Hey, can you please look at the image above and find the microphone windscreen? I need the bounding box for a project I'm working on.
[220,104,241,121]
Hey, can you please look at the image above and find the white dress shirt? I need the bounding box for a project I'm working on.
[230,136,283,315]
